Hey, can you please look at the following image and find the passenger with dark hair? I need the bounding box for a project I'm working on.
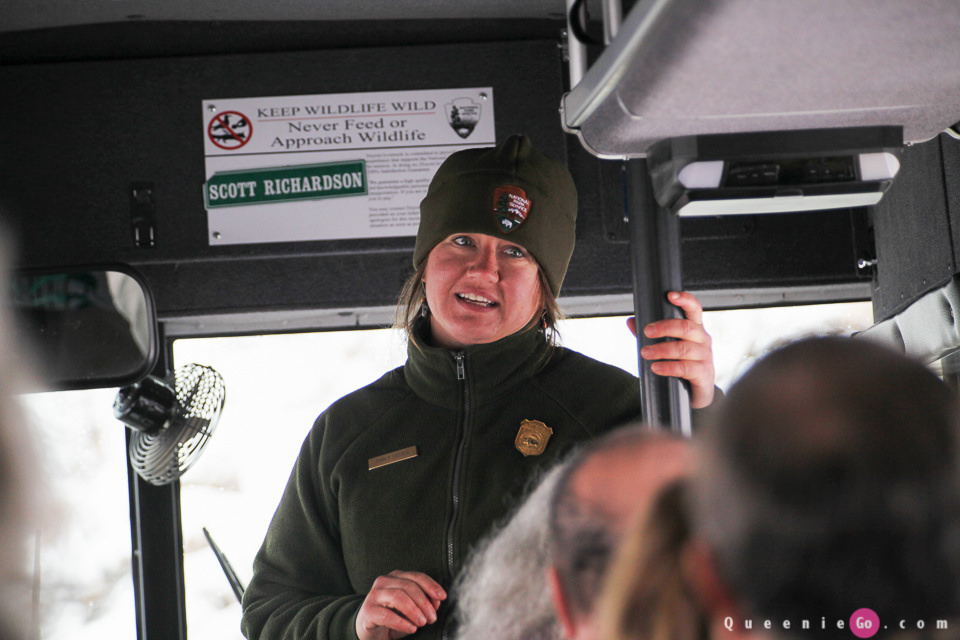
[690,336,960,639]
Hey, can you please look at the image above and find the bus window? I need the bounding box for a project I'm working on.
[171,299,872,638]
[557,301,874,389]
[700,301,875,388]
[173,329,407,640]
[15,299,872,640]
[20,387,136,640]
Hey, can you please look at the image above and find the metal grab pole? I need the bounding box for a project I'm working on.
[565,0,589,88]
[625,159,692,435]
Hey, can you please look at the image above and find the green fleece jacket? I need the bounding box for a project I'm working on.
[241,324,644,640]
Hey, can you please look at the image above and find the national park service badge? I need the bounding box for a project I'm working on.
[515,419,553,457]
[493,185,532,233]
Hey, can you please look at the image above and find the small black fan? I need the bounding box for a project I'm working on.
[113,363,226,486]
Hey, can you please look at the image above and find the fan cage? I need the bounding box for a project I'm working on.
[128,363,225,486]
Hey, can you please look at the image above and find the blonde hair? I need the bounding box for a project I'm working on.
[597,480,708,640]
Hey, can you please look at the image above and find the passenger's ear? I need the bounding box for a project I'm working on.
[547,566,577,640]
[684,539,745,637]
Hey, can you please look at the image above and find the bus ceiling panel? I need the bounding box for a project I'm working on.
[0,1,568,35]
[562,0,960,158]
[0,19,569,64]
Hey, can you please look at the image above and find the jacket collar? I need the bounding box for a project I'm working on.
[404,319,553,408]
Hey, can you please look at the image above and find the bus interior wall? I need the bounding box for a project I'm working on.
[0,33,920,333]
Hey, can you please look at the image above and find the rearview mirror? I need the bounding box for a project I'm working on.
[11,267,158,391]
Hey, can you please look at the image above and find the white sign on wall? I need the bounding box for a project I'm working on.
[202,87,496,245]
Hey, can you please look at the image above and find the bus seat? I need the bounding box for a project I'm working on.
[858,276,960,365]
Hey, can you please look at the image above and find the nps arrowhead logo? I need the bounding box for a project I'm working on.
[446,97,482,139]
[492,185,532,233]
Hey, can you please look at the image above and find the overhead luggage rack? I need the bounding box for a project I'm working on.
[562,0,960,159]
[558,0,960,430]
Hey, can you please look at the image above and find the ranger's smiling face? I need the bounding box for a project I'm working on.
[423,233,543,350]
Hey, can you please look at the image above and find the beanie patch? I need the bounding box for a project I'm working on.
[492,185,532,234]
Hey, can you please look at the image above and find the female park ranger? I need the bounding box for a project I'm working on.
[241,135,715,640]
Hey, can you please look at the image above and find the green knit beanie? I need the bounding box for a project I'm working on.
[414,135,578,296]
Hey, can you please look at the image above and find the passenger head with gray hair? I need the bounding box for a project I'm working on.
[547,425,691,640]
[454,463,567,640]
[691,336,960,638]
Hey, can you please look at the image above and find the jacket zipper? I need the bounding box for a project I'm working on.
[442,351,469,640]
[447,351,467,573]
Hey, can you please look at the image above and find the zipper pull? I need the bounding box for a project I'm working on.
[454,352,465,380]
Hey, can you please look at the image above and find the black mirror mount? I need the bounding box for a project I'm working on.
[11,265,159,392]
